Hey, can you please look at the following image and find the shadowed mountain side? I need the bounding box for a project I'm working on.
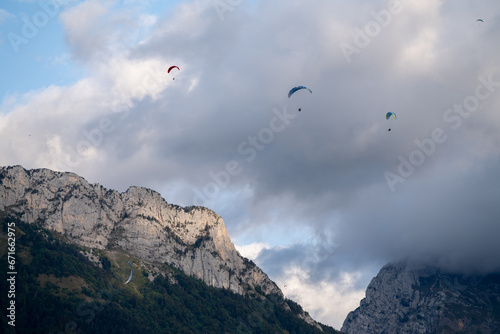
[342,260,500,334]
[0,165,332,330]
[0,220,341,333]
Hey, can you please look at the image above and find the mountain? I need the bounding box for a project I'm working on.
[342,260,500,334]
[0,165,340,333]
[0,165,277,295]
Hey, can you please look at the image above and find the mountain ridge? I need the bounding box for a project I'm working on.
[0,165,329,331]
[0,165,267,294]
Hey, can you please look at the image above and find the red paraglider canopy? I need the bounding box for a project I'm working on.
[168,66,180,73]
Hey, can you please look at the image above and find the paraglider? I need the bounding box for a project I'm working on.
[476,19,483,22]
[167,66,180,80]
[288,86,312,111]
[386,112,396,120]
[124,260,133,285]
[288,86,312,98]
[386,112,396,131]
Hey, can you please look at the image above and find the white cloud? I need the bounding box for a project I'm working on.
[235,242,270,261]
[60,0,112,59]
[139,13,157,27]
[0,49,171,175]
[278,265,365,330]
[404,0,443,15]
[397,27,439,74]
[60,0,157,62]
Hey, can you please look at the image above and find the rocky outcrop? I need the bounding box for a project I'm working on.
[0,165,279,296]
[342,260,500,334]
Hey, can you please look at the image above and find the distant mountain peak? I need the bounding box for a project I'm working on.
[342,259,500,334]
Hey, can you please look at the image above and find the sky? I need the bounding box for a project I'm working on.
[1,0,500,329]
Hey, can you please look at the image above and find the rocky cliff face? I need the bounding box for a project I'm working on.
[342,260,500,334]
[0,165,279,297]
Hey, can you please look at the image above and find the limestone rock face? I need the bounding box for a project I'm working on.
[342,260,500,334]
[0,165,280,296]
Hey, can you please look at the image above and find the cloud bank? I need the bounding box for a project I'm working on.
[2,0,500,328]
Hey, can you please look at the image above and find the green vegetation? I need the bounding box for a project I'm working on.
[0,216,341,333]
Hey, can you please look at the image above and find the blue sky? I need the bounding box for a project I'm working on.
[0,0,184,99]
[1,0,72,96]
[1,0,500,329]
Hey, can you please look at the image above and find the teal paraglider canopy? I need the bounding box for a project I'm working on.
[386,112,396,120]
[288,86,312,98]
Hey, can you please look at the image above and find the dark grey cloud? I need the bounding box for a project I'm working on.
[61,0,500,278]
[2,0,500,327]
